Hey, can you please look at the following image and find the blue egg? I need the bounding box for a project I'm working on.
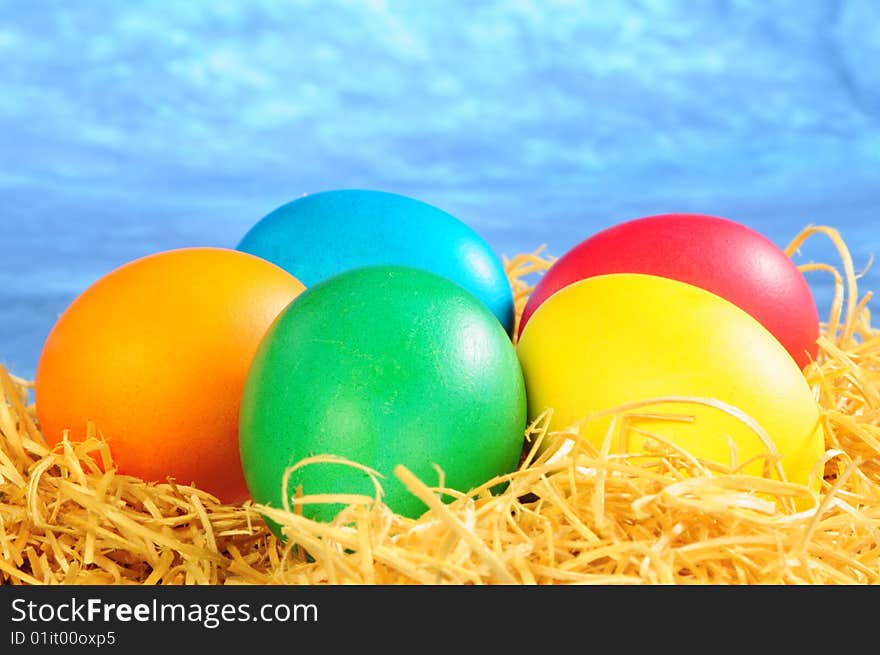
[236,189,515,334]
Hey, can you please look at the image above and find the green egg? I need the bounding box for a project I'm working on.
[239,265,527,531]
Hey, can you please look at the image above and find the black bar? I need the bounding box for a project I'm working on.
[0,584,861,650]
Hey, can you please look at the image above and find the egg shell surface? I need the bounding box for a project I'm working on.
[518,213,820,369]
[236,189,515,334]
[239,265,527,527]
[516,272,825,489]
[35,247,306,503]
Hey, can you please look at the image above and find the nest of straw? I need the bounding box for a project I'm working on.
[1,226,879,585]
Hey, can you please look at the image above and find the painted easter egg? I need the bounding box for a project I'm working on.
[236,189,515,334]
[239,265,527,528]
[518,213,819,368]
[516,273,825,489]
[35,248,306,503]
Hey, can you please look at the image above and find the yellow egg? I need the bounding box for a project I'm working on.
[516,273,825,489]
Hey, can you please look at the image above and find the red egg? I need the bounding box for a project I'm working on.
[519,213,819,369]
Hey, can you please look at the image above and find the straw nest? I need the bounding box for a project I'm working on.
[2,225,879,585]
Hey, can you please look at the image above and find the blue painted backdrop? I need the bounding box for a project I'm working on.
[2,0,879,379]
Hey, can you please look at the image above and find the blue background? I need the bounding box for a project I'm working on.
[2,0,879,380]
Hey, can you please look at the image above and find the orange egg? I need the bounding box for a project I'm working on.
[35,247,305,503]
